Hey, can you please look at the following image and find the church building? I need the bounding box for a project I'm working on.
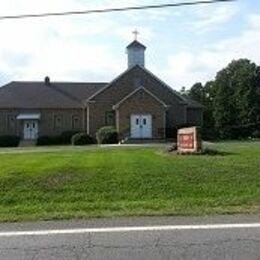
[0,38,203,142]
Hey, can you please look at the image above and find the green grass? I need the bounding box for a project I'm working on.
[0,142,259,222]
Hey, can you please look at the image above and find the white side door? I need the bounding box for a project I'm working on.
[24,121,38,140]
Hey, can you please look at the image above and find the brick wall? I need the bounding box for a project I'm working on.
[116,89,165,139]
[0,108,83,138]
[88,66,190,136]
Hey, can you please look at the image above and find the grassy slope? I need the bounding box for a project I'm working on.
[0,142,259,222]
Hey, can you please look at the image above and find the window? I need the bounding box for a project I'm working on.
[0,114,3,132]
[7,115,15,131]
[54,115,62,129]
[72,115,80,130]
[105,111,115,126]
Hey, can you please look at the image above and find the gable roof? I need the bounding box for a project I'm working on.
[87,64,187,104]
[86,65,138,102]
[181,95,204,109]
[0,81,107,109]
[113,86,168,109]
[126,40,146,50]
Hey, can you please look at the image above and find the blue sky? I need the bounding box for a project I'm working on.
[0,0,260,90]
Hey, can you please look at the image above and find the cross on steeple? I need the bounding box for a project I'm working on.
[132,29,139,41]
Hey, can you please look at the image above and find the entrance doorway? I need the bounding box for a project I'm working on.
[130,114,152,138]
[23,120,38,140]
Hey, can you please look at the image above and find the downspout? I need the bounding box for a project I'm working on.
[82,106,86,132]
[87,103,90,135]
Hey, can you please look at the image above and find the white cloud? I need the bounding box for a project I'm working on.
[155,13,260,89]
[0,1,124,84]
[0,0,258,92]
[189,3,239,33]
[247,13,260,29]
[0,0,167,85]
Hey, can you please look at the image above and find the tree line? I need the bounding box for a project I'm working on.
[182,59,260,140]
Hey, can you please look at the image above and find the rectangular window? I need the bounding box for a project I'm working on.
[72,115,81,130]
[0,114,4,132]
[54,115,62,129]
[105,111,115,126]
[7,115,15,131]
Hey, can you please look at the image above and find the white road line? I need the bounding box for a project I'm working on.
[0,223,259,237]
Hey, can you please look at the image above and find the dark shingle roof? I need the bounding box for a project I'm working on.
[0,81,107,109]
[182,95,204,109]
[126,40,146,50]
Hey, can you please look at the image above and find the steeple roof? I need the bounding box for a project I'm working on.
[126,40,146,50]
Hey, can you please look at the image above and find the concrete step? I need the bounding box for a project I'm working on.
[19,140,37,147]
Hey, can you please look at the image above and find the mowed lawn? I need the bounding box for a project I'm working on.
[0,142,259,222]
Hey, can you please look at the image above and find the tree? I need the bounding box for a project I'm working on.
[180,86,187,95]
[188,82,204,103]
[213,59,260,138]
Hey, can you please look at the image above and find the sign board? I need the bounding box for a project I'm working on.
[178,133,194,149]
[177,127,202,153]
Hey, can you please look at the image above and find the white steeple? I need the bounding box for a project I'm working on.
[126,30,146,68]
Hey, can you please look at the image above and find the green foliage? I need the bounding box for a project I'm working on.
[37,136,60,146]
[37,131,79,146]
[252,129,260,138]
[187,59,260,140]
[188,82,204,103]
[96,126,118,144]
[59,131,79,144]
[71,133,95,146]
[213,59,259,138]
[0,135,20,147]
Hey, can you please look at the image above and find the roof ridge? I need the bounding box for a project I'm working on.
[87,65,137,102]
[126,40,146,49]
[10,81,108,84]
[46,84,83,104]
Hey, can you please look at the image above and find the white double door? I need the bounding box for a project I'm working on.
[24,120,38,140]
[131,114,152,138]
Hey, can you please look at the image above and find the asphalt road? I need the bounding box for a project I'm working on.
[0,215,259,260]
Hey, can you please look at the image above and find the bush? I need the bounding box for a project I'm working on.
[251,129,260,139]
[59,131,79,144]
[37,131,80,146]
[0,135,20,147]
[96,126,118,144]
[71,133,95,146]
[37,136,60,146]
[202,128,219,141]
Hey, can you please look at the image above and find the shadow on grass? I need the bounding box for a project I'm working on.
[168,147,237,156]
[202,148,236,156]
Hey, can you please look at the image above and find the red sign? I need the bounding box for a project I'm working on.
[179,133,194,149]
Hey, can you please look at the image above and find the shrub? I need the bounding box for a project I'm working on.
[71,133,95,145]
[251,129,260,139]
[37,131,80,146]
[37,136,60,146]
[59,131,79,144]
[0,135,20,147]
[96,126,118,144]
[201,128,219,141]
